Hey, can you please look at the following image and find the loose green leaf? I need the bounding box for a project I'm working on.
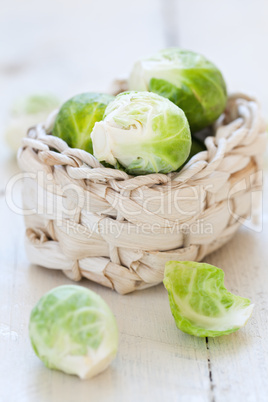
[164,261,254,337]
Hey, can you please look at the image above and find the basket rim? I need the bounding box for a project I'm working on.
[18,93,266,188]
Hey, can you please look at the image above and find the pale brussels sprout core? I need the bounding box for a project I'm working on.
[164,261,254,337]
[52,93,114,154]
[129,48,227,132]
[91,91,191,175]
[29,285,118,379]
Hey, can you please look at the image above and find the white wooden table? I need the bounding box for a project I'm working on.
[1,1,268,401]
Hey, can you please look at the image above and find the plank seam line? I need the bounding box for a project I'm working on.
[206,337,216,402]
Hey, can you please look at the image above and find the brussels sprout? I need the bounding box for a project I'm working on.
[52,93,114,154]
[29,285,118,379]
[12,94,60,115]
[129,48,227,132]
[91,91,191,175]
[5,94,60,153]
[164,261,254,337]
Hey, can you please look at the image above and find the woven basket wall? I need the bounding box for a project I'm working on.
[18,93,266,294]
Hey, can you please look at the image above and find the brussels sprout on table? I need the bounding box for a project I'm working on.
[29,285,118,379]
[91,91,191,175]
[52,93,114,154]
[5,94,60,153]
[164,261,254,337]
[129,48,227,133]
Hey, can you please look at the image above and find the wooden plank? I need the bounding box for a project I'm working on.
[174,0,268,402]
[175,2,268,399]
[205,202,268,401]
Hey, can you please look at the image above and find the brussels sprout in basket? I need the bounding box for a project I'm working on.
[52,93,114,154]
[29,285,118,379]
[129,48,227,133]
[91,91,192,175]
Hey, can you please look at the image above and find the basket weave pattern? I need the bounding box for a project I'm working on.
[18,94,266,294]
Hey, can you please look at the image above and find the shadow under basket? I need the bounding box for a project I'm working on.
[18,92,266,294]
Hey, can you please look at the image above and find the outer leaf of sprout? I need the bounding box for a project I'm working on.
[164,261,254,337]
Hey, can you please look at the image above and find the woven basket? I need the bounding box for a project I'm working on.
[17,91,266,294]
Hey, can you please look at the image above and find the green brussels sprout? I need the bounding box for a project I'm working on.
[5,94,60,153]
[12,94,60,115]
[164,261,254,337]
[129,48,227,133]
[52,93,114,154]
[29,285,118,379]
[91,91,191,175]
